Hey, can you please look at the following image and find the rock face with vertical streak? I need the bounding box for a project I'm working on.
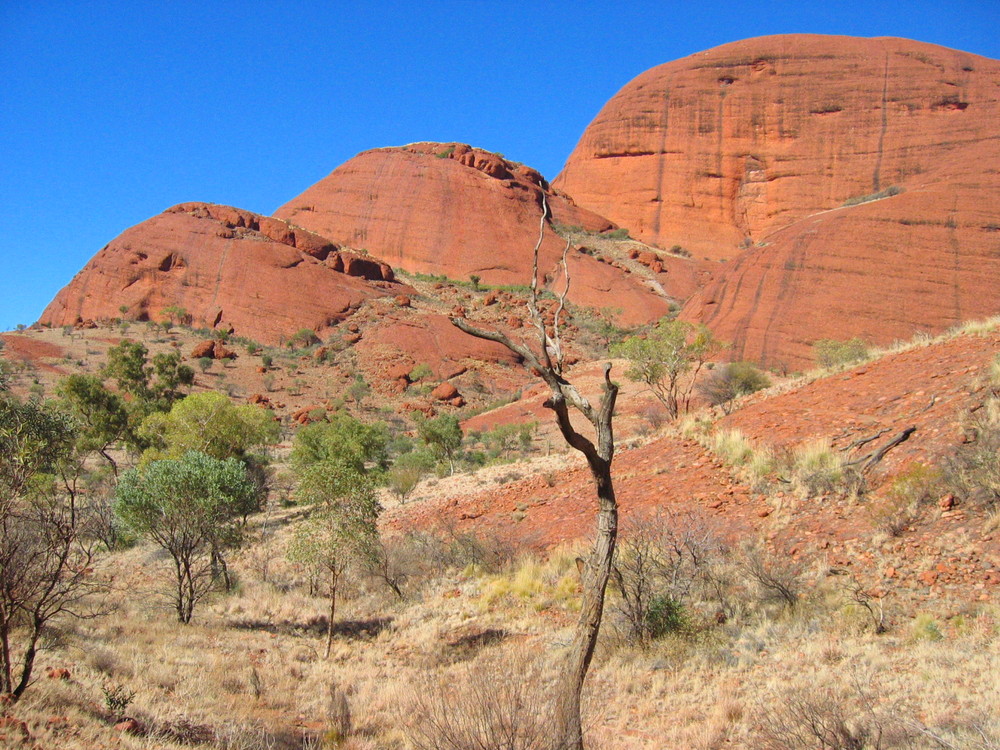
[40,203,401,345]
[275,143,675,326]
[557,34,1000,366]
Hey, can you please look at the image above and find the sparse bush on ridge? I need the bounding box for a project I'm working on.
[813,337,870,369]
[842,184,903,206]
[699,361,771,413]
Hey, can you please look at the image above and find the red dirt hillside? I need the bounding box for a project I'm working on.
[275,143,674,326]
[555,34,1000,367]
[387,325,1000,604]
[40,203,404,345]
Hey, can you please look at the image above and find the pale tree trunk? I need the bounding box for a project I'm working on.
[450,192,620,750]
[553,460,617,749]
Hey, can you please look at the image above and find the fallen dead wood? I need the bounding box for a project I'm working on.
[843,426,917,472]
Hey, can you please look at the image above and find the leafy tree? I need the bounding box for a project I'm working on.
[160,305,189,329]
[415,414,463,474]
[115,451,258,623]
[613,318,723,419]
[290,461,382,656]
[101,340,193,427]
[386,450,434,503]
[150,351,194,408]
[291,413,388,476]
[102,340,151,401]
[481,421,536,460]
[56,374,130,475]
[288,328,320,348]
[138,391,279,466]
[346,374,370,405]
[0,384,104,700]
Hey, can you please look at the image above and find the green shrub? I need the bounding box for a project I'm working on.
[912,613,943,641]
[288,328,320,348]
[645,595,687,638]
[408,363,433,382]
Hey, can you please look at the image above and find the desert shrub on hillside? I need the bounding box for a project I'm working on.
[790,439,846,497]
[869,463,941,536]
[755,674,916,750]
[387,451,433,503]
[609,513,724,645]
[944,398,1000,508]
[287,328,320,348]
[813,337,869,369]
[699,361,771,413]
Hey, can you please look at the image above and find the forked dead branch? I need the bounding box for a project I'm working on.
[451,194,619,750]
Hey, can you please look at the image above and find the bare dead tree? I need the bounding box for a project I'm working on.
[451,194,618,750]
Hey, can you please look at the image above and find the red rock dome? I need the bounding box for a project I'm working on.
[41,203,401,345]
[275,143,674,326]
[557,35,1000,365]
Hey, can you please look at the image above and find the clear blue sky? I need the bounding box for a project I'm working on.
[2,0,998,332]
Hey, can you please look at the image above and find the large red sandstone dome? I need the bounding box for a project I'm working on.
[556,35,1000,366]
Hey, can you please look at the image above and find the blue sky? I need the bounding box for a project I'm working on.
[2,0,998,332]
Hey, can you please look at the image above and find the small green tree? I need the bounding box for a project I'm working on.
[290,462,381,657]
[197,357,214,375]
[149,352,194,409]
[415,414,463,474]
[56,374,130,475]
[813,337,869,369]
[103,340,151,401]
[115,451,258,623]
[386,451,433,503]
[0,385,104,700]
[101,341,193,434]
[160,305,189,330]
[612,318,723,419]
[288,328,320,348]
